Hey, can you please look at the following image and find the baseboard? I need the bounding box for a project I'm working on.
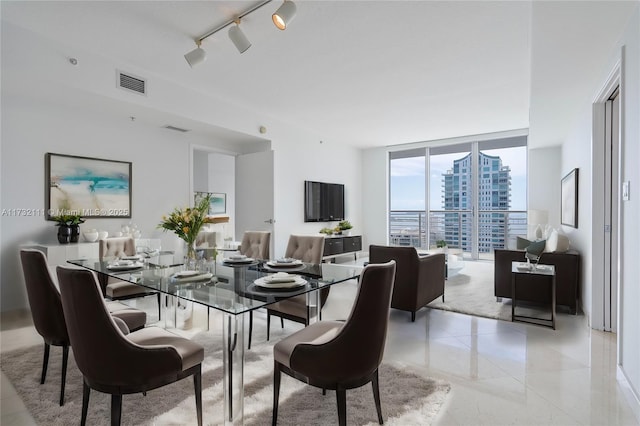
[617,365,640,423]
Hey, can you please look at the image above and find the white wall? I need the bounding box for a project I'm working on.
[560,4,640,416]
[528,147,561,231]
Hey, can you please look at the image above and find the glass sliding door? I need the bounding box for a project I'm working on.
[429,144,473,258]
[389,135,527,260]
[389,149,426,247]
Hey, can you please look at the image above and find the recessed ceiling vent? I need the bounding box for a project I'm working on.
[116,70,147,96]
[163,125,190,133]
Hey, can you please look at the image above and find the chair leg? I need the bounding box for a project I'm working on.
[111,394,122,426]
[81,381,91,426]
[60,344,69,406]
[280,317,284,328]
[194,366,203,426]
[157,292,162,320]
[411,311,416,322]
[40,342,50,384]
[442,294,445,303]
[372,369,383,424]
[272,362,281,426]
[336,388,347,426]
[267,312,271,341]
[248,311,253,350]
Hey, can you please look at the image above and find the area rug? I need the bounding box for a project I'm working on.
[1,330,450,425]
[427,260,512,321]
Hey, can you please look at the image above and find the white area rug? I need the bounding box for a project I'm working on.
[427,260,512,321]
[1,323,450,425]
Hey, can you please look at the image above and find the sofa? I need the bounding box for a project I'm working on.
[494,249,580,314]
[369,245,445,321]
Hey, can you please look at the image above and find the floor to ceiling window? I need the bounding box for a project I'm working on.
[389,135,527,260]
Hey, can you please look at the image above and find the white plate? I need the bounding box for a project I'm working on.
[227,254,248,260]
[170,272,214,283]
[266,260,303,268]
[172,270,201,278]
[120,255,143,261]
[254,276,307,289]
[106,261,144,271]
[223,258,255,264]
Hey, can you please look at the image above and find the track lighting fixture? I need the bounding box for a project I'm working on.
[184,40,206,68]
[228,19,251,53]
[184,0,298,66]
[273,0,297,30]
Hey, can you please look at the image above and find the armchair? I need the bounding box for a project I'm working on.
[369,245,445,321]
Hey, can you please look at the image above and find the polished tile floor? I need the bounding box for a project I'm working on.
[2,272,639,425]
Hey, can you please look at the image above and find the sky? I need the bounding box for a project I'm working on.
[390,146,527,211]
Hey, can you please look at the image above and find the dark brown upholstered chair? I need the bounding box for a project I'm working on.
[19,249,147,406]
[272,261,396,426]
[369,244,445,321]
[56,265,204,426]
[266,235,326,340]
[240,231,271,349]
[239,231,271,260]
[99,237,161,319]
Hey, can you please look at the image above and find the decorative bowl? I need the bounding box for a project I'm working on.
[97,230,109,240]
[83,230,99,242]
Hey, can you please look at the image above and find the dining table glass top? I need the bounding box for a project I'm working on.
[66,256,362,316]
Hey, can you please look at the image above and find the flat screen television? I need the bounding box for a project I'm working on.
[304,180,345,222]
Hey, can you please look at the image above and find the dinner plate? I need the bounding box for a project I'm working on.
[106,261,144,271]
[254,276,307,289]
[266,260,303,268]
[223,258,255,264]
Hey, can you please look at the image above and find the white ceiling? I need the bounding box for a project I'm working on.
[1,1,636,149]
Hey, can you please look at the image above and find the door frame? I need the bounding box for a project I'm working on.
[591,60,621,332]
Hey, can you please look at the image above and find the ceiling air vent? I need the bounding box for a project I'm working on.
[116,70,147,96]
[164,125,190,133]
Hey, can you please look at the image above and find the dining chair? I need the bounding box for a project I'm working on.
[98,237,161,319]
[19,248,147,406]
[272,260,396,426]
[265,234,326,340]
[56,265,204,426]
[238,231,271,349]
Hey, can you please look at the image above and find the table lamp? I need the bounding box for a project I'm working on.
[528,209,549,240]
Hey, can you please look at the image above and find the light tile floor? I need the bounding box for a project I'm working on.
[2,269,639,425]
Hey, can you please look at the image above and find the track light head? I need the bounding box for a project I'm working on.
[184,41,206,67]
[273,0,297,30]
[228,21,251,53]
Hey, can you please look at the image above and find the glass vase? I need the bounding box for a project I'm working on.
[184,241,198,271]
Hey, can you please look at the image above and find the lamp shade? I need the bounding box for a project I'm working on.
[528,209,548,225]
[184,46,206,67]
[228,25,251,53]
[272,0,297,30]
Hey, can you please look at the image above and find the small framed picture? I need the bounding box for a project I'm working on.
[561,168,578,228]
[195,191,226,215]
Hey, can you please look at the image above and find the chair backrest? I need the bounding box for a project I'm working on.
[290,261,396,380]
[56,266,182,387]
[19,249,68,345]
[369,244,419,289]
[239,231,271,260]
[285,235,325,264]
[99,237,135,259]
[196,231,217,248]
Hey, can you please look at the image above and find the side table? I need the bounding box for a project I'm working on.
[511,262,556,329]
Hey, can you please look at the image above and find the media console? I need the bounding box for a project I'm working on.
[323,235,362,262]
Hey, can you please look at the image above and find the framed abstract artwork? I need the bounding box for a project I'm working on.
[194,191,227,215]
[561,168,578,228]
[45,153,132,219]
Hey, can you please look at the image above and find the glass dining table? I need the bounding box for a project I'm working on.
[67,255,361,425]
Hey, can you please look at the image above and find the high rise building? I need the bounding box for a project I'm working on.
[442,152,511,252]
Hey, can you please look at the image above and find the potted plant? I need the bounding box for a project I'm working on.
[52,214,85,244]
[319,227,334,236]
[337,220,353,235]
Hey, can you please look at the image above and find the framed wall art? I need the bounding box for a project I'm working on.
[561,168,578,228]
[194,191,227,215]
[46,153,132,219]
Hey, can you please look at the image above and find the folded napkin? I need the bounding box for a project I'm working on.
[264,272,297,283]
[111,260,134,266]
[275,258,298,264]
[228,254,247,260]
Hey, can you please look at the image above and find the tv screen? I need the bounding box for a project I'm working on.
[304,180,345,222]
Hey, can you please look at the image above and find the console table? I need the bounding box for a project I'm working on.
[323,235,362,262]
[511,262,556,329]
